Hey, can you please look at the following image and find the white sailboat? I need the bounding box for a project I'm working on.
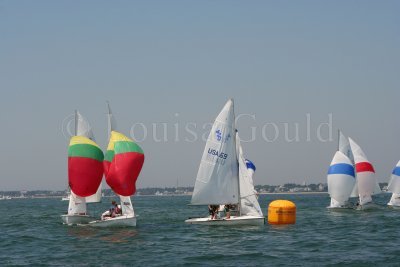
[89,102,144,227]
[349,138,381,210]
[387,160,400,207]
[61,192,70,201]
[327,151,356,209]
[327,131,356,209]
[185,99,264,226]
[61,111,104,225]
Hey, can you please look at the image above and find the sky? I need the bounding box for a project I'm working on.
[0,1,399,190]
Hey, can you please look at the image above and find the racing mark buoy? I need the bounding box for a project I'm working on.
[268,200,296,225]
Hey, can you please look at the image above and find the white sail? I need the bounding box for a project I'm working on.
[106,101,117,139]
[68,191,87,215]
[388,193,400,206]
[119,195,135,216]
[85,183,102,203]
[76,111,95,140]
[388,161,400,194]
[338,131,354,163]
[191,99,239,205]
[236,133,263,216]
[387,160,400,206]
[349,138,377,205]
[350,181,359,198]
[327,151,356,207]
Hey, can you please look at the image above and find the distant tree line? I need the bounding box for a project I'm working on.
[0,183,389,197]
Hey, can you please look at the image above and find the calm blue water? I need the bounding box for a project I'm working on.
[1,193,399,266]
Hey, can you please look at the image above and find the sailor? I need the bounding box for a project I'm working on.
[208,205,219,219]
[110,200,122,217]
[224,204,236,219]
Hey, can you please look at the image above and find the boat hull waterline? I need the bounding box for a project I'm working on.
[61,214,95,225]
[88,215,137,227]
[355,202,380,211]
[387,203,400,209]
[326,206,354,211]
[185,216,265,226]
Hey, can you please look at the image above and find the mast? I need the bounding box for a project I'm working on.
[74,110,78,136]
[106,101,116,140]
[337,129,340,151]
[232,98,242,216]
[107,101,112,137]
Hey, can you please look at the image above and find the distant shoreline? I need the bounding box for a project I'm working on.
[1,192,329,199]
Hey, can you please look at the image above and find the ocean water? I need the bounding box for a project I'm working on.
[1,193,399,266]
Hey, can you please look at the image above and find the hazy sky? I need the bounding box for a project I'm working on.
[1,1,399,190]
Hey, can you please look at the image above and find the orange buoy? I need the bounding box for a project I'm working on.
[268,200,296,225]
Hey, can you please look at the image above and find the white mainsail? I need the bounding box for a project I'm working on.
[236,132,263,216]
[338,130,354,163]
[68,191,87,215]
[327,151,356,207]
[191,99,239,205]
[76,111,94,141]
[387,160,400,206]
[349,138,380,206]
[85,184,102,203]
[119,195,135,217]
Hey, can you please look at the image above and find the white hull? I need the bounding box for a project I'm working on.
[185,215,265,226]
[326,205,353,211]
[88,215,137,227]
[355,202,378,211]
[61,214,94,225]
[327,198,352,210]
[387,203,400,209]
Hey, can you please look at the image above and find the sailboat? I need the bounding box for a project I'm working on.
[349,138,381,210]
[89,102,144,227]
[61,188,71,201]
[387,161,400,207]
[327,131,356,209]
[185,99,264,226]
[61,111,104,225]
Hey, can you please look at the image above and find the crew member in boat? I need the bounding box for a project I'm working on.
[224,204,232,219]
[110,200,122,217]
[101,200,122,220]
[224,204,237,219]
[208,205,219,219]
